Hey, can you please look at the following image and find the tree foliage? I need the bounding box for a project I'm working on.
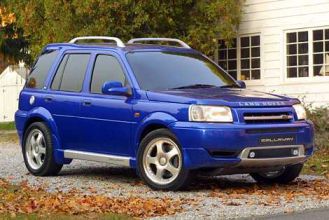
[4,0,244,61]
[0,5,30,65]
[0,23,30,63]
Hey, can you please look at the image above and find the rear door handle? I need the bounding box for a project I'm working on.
[45,96,53,102]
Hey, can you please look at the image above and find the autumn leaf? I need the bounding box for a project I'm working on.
[208,178,329,204]
[0,179,186,218]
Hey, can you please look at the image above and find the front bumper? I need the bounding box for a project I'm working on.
[169,121,314,170]
[237,145,306,167]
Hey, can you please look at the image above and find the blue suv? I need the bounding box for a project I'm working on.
[15,37,314,190]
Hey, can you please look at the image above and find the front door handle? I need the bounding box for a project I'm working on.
[82,100,92,106]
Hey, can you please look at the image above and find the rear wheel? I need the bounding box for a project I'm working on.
[23,122,63,176]
[138,129,191,190]
[250,163,303,184]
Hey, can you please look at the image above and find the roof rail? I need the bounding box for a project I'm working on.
[127,38,191,48]
[69,36,125,47]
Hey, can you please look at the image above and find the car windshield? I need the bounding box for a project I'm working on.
[126,51,237,91]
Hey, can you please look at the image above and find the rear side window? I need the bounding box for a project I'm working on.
[51,54,90,92]
[90,55,126,94]
[26,50,58,89]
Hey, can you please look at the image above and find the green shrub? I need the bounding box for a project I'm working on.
[306,107,329,151]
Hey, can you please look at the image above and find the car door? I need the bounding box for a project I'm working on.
[78,53,134,156]
[44,52,92,150]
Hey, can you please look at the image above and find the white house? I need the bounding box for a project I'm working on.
[216,0,329,107]
[0,64,27,122]
[2,0,329,123]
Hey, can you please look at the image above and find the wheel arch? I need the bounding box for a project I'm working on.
[24,116,47,134]
[139,124,168,143]
[22,107,68,164]
[23,107,59,138]
[130,112,178,168]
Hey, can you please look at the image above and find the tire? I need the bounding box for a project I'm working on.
[250,163,303,184]
[137,128,191,191]
[22,122,63,176]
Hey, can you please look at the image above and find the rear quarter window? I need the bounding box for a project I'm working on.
[26,50,59,89]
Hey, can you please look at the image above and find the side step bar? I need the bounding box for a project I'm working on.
[64,150,131,167]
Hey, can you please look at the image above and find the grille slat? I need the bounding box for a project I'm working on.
[243,112,293,124]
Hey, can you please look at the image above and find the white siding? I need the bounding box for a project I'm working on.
[0,67,26,122]
[239,0,329,107]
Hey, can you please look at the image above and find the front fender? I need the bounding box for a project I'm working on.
[135,112,178,148]
[131,112,178,168]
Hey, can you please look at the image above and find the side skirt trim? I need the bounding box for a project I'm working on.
[63,150,130,167]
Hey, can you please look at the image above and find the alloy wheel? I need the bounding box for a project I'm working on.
[142,138,182,185]
[25,129,47,170]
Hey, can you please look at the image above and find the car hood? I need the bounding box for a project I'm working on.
[146,88,299,107]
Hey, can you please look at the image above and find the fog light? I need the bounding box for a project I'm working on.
[249,151,256,158]
[292,149,299,156]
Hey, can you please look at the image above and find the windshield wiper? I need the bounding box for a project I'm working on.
[219,84,240,88]
[172,84,217,89]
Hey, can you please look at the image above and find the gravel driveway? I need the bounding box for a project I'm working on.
[1,142,329,219]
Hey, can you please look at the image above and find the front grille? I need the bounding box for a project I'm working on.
[243,112,293,124]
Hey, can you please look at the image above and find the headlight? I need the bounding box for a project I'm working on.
[189,105,233,122]
[293,104,306,120]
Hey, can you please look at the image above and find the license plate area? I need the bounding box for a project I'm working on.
[259,135,296,146]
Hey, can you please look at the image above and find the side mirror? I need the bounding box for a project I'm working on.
[237,80,246,89]
[102,81,131,96]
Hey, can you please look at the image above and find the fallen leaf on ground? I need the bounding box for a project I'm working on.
[207,178,329,204]
[0,179,186,218]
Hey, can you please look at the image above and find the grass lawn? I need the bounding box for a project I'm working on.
[304,150,329,176]
[0,122,16,130]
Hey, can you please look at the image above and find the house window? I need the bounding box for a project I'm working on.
[313,29,329,76]
[240,35,261,80]
[285,28,329,78]
[217,35,261,80]
[286,31,309,78]
[218,39,237,79]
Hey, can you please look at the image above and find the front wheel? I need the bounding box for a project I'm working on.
[250,163,303,184]
[137,129,191,191]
